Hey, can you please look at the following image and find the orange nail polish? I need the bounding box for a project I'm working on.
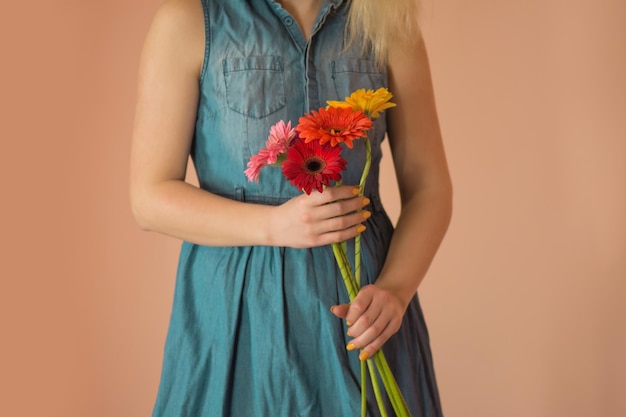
[362,197,370,206]
[352,187,360,195]
[357,225,366,233]
[359,351,370,361]
[346,321,353,326]
[362,210,371,220]
[346,343,356,351]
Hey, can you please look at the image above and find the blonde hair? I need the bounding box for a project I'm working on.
[346,0,421,65]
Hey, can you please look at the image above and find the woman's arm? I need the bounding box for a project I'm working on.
[332,31,453,359]
[129,0,368,248]
[377,31,453,306]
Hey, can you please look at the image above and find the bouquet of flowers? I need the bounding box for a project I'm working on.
[245,88,412,417]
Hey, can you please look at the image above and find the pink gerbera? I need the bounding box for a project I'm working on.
[296,106,373,148]
[244,148,272,182]
[265,120,296,164]
[282,139,347,194]
[245,120,296,182]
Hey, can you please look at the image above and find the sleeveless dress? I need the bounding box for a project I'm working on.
[151,1,443,416]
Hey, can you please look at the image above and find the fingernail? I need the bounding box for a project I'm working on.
[359,351,370,361]
[330,306,336,313]
[362,210,371,220]
[346,328,353,336]
[346,321,353,326]
[357,225,366,233]
[346,343,357,351]
[352,187,360,195]
[362,197,370,206]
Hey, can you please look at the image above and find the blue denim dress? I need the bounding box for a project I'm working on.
[152,1,443,416]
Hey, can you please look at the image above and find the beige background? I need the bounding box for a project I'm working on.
[1,1,624,416]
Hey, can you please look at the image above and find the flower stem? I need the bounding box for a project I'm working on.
[334,182,350,266]
[333,135,411,417]
[366,358,389,417]
[355,136,372,289]
[358,136,373,194]
[361,360,367,417]
[332,242,371,417]
[331,243,357,301]
[375,351,412,417]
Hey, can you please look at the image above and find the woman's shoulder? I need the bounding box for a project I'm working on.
[143,0,205,79]
[151,0,204,28]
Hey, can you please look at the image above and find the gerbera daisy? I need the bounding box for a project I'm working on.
[327,87,396,119]
[282,139,347,194]
[265,120,296,164]
[244,148,273,182]
[296,106,372,148]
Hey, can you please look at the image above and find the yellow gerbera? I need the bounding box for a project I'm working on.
[327,87,397,119]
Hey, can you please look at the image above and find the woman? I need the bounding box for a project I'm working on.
[130,0,452,415]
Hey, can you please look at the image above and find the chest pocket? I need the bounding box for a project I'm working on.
[331,58,386,100]
[223,56,286,119]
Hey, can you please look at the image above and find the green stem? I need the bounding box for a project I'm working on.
[361,360,367,417]
[331,243,357,301]
[367,358,388,417]
[359,136,373,193]
[374,353,402,416]
[333,181,350,278]
[338,244,357,292]
[354,233,362,291]
[332,243,368,416]
[374,351,412,417]
[341,241,349,270]
[355,136,372,290]
[333,135,407,417]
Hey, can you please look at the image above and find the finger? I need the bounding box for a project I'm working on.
[307,185,360,206]
[344,285,377,325]
[295,187,364,226]
[356,321,399,361]
[330,304,349,319]
[313,210,369,235]
[346,300,386,340]
[347,310,402,360]
[314,196,371,221]
[310,223,367,247]
[347,306,394,345]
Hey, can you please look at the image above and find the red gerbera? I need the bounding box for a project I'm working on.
[282,139,347,194]
[296,106,373,148]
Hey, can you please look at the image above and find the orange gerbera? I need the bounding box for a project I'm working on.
[296,107,372,148]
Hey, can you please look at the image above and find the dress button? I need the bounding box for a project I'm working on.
[284,16,294,25]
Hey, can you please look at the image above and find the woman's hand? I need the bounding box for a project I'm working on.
[268,185,371,248]
[330,284,408,360]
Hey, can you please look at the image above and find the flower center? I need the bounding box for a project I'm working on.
[303,156,326,174]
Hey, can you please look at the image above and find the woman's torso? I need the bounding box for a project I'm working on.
[191,0,389,204]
